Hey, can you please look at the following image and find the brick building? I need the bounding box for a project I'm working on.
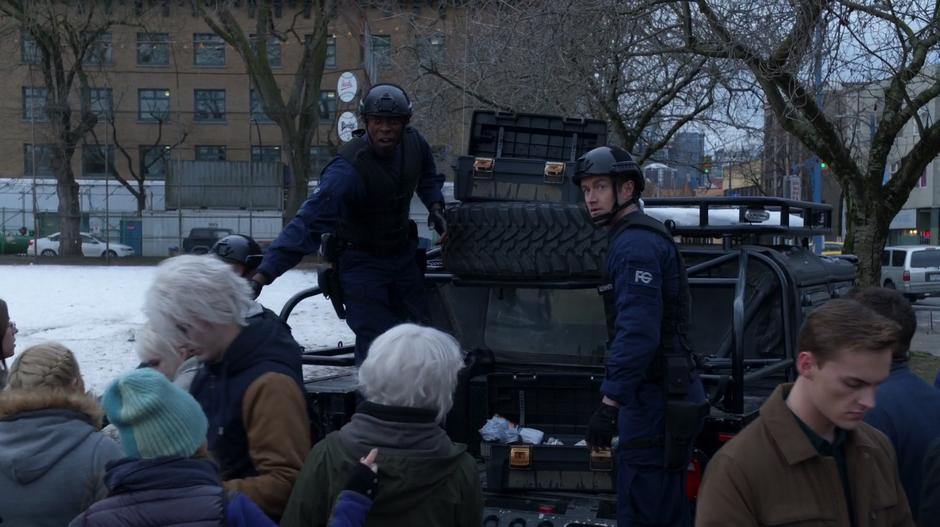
[0,2,464,191]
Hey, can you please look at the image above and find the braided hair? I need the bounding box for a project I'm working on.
[7,342,83,391]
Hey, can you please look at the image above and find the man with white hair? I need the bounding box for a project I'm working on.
[280,323,482,527]
[143,255,310,521]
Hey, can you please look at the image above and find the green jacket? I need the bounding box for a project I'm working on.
[280,404,483,527]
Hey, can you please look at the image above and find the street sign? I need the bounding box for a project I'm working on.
[337,72,358,103]
[786,175,802,200]
[338,111,358,142]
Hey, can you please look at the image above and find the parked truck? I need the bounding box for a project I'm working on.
[282,111,857,526]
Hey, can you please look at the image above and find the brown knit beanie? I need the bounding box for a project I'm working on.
[7,342,83,391]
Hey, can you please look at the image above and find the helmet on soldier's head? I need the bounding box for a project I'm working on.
[210,234,263,276]
[574,146,645,227]
[359,84,413,119]
[572,146,644,193]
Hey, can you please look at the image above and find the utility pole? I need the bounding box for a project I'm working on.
[105,114,111,264]
[811,20,825,254]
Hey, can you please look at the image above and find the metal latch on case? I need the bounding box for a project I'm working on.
[510,445,532,469]
[473,157,495,179]
[589,447,613,472]
[543,162,565,184]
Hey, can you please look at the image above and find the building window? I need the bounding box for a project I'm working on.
[370,34,391,70]
[310,146,333,176]
[137,33,170,66]
[251,146,281,164]
[138,89,171,122]
[24,144,55,176]
[140,145,170,180]
[23,87,48,121]
[326,35,336,68]
[194,89,226,122]
[21,32,40,65]
[193,33,225,66]
[82,145,116,178]
[87,88,112,118]
[250,89,273,123]
[319,90,337,122]
[250,34,282,67]
[84,32,113,65]
[195,145,226,161]
[417,33,445,65]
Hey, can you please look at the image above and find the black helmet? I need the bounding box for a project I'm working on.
[359,83,413,119]
[210,234,263,275]
[572,146,644,193]
[574,146,644,227]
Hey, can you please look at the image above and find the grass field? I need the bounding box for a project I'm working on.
[910,351,940,384]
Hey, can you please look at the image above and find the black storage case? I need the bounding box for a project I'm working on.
[471,372,615,493]
[454,111,608,204]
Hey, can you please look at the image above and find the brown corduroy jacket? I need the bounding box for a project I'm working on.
[696,383,913,527]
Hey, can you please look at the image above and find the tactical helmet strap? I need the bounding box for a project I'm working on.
[592,177,639,227]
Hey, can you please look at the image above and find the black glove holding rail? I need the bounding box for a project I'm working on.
[428,202,447,237]
[585,402,619,449]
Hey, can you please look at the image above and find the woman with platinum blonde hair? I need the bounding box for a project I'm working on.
[143,255,254,358]
[143,254,309,519]
[281,323,482,527]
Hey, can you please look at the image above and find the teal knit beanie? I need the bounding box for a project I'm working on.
[103,368,208,459]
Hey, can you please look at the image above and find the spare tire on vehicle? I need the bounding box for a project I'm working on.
[442,202,608,279]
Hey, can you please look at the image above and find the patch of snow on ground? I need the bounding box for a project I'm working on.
[1,264,354,394]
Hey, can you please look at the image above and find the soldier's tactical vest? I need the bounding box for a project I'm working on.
[602,212,694,393]
[335,127,423,252]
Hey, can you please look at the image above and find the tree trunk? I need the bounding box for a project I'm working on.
[283,138,311,225]
[846,196,888,287]
[56,169,82,256]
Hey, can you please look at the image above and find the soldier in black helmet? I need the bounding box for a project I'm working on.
[211,234,263,278]
[575,146,707,526]
[249,84,446,364]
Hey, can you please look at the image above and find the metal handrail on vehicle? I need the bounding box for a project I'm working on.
[683,243,801,415]
[644,196,833,237]
[278,285,356,367]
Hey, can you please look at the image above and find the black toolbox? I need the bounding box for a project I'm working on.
[454,111,608,204]
[470,371,615,492]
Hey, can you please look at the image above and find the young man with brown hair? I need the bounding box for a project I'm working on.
[696,298,914,526]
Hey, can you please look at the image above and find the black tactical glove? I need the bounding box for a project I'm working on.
[585,402,619,449]
[249,278,264,300]
[428,203,447,237]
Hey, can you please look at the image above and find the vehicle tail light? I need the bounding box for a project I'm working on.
[903,270,911,282]
[718,433,735,443]
[686,453,705,501]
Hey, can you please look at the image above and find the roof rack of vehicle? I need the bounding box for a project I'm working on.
[643,196,832,237]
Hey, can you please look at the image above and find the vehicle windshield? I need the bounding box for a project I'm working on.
[435,283,608,366]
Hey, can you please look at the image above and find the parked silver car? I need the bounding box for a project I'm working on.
[29,232,135,257]
[881,245,940,300]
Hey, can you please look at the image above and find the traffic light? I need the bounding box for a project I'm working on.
[820,162,827,169]
[702,157,712,174]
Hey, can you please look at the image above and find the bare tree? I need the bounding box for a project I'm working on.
[679,0,940,286]
[408,0,725,163]
[198,0,332,224]
[1,1,121,255]
[86,116,190,216]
